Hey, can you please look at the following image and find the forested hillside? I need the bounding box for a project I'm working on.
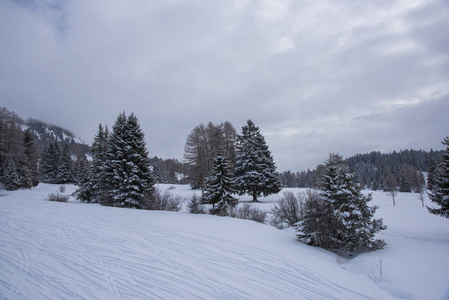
[279,149,444,191]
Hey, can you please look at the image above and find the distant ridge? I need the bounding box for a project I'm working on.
[0,107,89,153]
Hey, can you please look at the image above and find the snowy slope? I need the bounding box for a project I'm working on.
[1,184,448,299]
[1,184,390,300]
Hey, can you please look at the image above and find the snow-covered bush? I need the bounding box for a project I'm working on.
[231,203,267,224]
[46,192,69,202]
[270,191,304,229]
[143,187,183,211]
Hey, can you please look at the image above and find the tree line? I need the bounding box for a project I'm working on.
[74,114,281,212]
[279,149,443,193]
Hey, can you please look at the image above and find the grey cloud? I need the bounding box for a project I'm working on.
[1,0,448,172]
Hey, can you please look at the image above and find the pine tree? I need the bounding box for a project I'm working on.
[42,142,60,184]
[298,154,386,252]
[399,172,411,192]
[22,130,39,187]
[3,158,20,190]
[427,157,438,192]
[91,124,110,204]
[74,162,96,202]
[105,112,153,208]
[202,156,238,215]
[57,143,73,184]
[234,120,281,201]
[427,137,449,218]
[74,124,108,203]
[73,150,89,185]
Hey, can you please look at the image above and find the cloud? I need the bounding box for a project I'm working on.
[1,0,448,171]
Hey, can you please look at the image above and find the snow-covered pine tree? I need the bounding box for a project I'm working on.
[22,130,39,187]
[427,157,439,192]
[91,123,110,204]
[73,150,88,185]
[427,136,449,218]
[105,112,153,208]
[57,143,74,184]
[399,172,411,192]
[234,119,281,202]
[298,153,386,252]
[74,161,96,202]
[202,156,238,215]
[74,124,108,203]
[3,158,20,190]
[42,142,60,184]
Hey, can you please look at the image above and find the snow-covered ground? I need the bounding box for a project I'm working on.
[1,184,448,299]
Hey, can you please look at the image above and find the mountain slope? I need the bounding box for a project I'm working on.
[0,184,391,300]
[0,107,89,152]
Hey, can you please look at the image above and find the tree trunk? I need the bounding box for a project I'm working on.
[252,191,258,202]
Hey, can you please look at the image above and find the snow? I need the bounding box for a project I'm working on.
[1,184,448,299]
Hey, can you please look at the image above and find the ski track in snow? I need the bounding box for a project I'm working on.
[0,190,378,300]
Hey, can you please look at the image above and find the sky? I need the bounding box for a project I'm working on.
[1,0,449,172]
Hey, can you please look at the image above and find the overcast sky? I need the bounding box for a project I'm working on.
[1,0,449,171]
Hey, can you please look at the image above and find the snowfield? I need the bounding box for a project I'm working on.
[1,184,448,299]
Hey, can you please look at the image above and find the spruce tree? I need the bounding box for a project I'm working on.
[105,112,153,208]
[22,130,39,187]
[57,143,74,184]
[74,162,96,202]
[427,137,449,218]
[298,154,386,252]
[399,173,411,192]
[202,156,238,215]
[234,120,281,201]
[42,142,60,184]
[427,157,438,192]
[73,151,89,185]
[3,158,20,190]
[91,124,110,204]
[74,124,109,203]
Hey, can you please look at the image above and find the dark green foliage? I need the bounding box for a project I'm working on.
[22,130,39,187]
[104,112,153,208]
[74,124,108,203]
[41,142,60,184]
[234,120,281,201]
[427,137,449,218]
[3,158,20,190]
[0,109,40,190]
[399,172,411,192]
[297,154,386,253]
[203,156,238,215]
[57,144,74,184]
[280,149,441,191]
[73,151,89,185]
[427,158,439,192]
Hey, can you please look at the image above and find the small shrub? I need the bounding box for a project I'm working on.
[187,193,207,214]
[144,187,183,211]
[46,193,70,202]
[209,205,230,216]
[270,191,304,229]
[168,186,176,190]
[233,203,267,224]
[59,185,66,193]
